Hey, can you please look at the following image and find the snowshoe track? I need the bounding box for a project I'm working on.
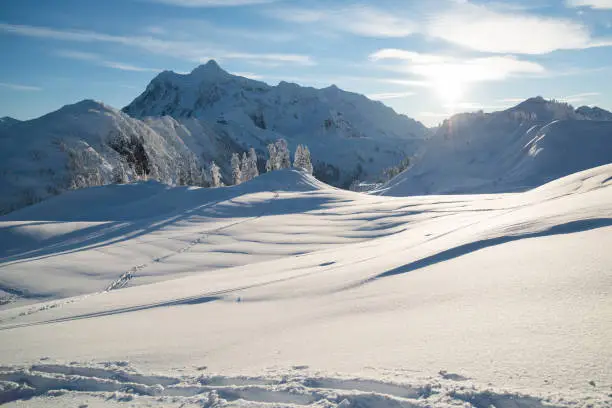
[0,362,596,407]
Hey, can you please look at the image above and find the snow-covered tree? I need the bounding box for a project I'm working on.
[240,152,249,182]
[276,139,291,169]
[266,143,277,172]
[231,153,242,185]
[266,139,291,172]
[112,159,129,184]
[176,151,205,186]
[293,145,303,168]
[302,146,313,175]
[293,144,313,175]
[247,148,259,180]
[209,161,221,187]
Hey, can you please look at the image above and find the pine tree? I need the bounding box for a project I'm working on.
[248,148,259,179]
[293,144,304,169]
[302,145,313,175]
[240,152,249,182]
[231,153,242,185]
[266,143,277,172]
[275,139,291,169]
[293,144,313,175]
[210,161,221,187]
[112,159,129,184]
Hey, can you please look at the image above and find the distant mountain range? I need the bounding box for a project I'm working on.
[1,61,611,214]
[378,96,612,196]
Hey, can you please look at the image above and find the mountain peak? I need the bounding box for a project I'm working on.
[190,59,232,80]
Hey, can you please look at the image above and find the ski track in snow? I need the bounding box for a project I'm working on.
[106,191,281,292]
[0,361,589,407]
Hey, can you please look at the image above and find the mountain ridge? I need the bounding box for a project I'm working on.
[378,97,612,196]
[1,60,611,213]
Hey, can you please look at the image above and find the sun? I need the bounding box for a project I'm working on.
[432,77,465,109]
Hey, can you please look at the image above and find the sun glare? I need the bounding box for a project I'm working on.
[433,77,465,108]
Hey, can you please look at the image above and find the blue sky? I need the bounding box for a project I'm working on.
[1,0,611,126]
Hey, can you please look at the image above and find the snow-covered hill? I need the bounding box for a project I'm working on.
[124,60,429,186]
[378,97,612,196]
[0,100,207,215]
[0,166,611,407]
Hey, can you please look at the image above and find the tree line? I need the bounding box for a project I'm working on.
[208,138,313,187]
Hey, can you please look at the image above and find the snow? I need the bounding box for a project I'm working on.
[1,165,611,407]
[124,60,429,186]
[0,61,429,214]
[0,116,20,130]
[377,98,612,196]
[0,100,200,215]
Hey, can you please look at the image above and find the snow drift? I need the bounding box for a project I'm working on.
[0,165,611,406]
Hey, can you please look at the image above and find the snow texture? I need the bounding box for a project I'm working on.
[1,165,611,407]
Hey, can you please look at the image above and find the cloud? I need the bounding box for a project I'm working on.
[426,2,604,54]
[266,5,416,38]
[0,82,42,91]
[265,2,612,53]
[498,97,529,103]
[0,23,314,66]
[55,50,161,72]
[557,91,600,103]
[370,49,545,83]
[367,91,416,100]
[102,62,161,72]
[566,0,612,9]
[215,52,314,65]
[144,0,281,6]
[231,71,264,80]
[370,49,447,64]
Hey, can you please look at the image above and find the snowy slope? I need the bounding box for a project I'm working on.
[0,166,611,407]
[0,116,20,130]
[576,105,612,121]
[0,100,207,215]
[378,97,612,196]
[124,60,429,187]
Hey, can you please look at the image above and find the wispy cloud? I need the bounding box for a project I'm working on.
[566,0,612,9]
[370,49,545,83]
[557,92,600,103]
[265,5,416,37]
[265,2,612,54]
[498,97,528,104]
[0,82,42,91]
[231,71,264,80]
[499,92,600,105]
[0,23,314,66]
[144,0,281,7]
[426,2,608,54]
[56,50,161,72]
[367,91,416,100]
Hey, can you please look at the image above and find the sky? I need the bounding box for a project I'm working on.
[1,0,612,127]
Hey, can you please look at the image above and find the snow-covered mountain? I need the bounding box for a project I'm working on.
[0,62,429,214]
[0,116,20,131]
[378,97,612,196]
[124,60,429,186]
[0,100,206,215]
[576,105,612,121]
